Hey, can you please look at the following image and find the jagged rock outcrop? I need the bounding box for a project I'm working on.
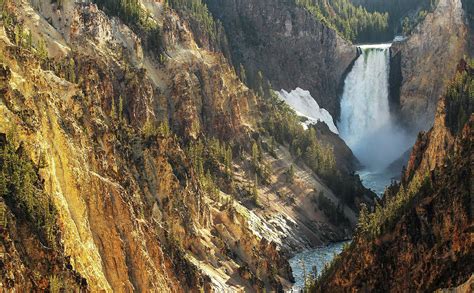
[205,0,356,118]
[391,0,469,131]
[312,61,473,292]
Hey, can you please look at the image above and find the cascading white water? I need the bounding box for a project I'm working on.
[339,44,412,173]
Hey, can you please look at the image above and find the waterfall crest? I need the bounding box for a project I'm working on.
[339,44,412,172]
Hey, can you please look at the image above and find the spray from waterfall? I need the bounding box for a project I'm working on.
[339,44,413,172]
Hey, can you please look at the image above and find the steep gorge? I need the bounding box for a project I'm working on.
[312,60,473,292]
[0,0,287,290]
[0,0,375,291]
[0,0,470,291]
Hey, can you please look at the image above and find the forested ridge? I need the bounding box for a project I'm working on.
[168,0,231,58]
[295,0,389,42]
[295,0,440,43]
[90,0,164,57]
[90,0,444,49]
[351,0,439,36]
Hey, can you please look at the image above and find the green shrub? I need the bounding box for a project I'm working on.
[0,135,57,248]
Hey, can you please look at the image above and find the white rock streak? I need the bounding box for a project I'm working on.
[276,87,339,134]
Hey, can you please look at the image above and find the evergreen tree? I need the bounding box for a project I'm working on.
[287,164,295,184]
[67,58,75,83]
[27,30,32,49]
[257,71,265,98]
[110,97,116,119]
[239,63,247,85]
[251,141,259,167]
[118,95,124,122]
[252,174,259,205]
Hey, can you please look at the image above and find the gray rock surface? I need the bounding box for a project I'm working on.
[205,0,356,118]
[391,0,469,131]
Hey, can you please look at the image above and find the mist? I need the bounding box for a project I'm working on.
[339,44,414,172]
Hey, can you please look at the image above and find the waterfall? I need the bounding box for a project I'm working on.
[339,44,412,172]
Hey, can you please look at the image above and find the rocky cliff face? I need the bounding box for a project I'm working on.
[312,61,473,292]
[0,0,372,291]
[391,0,469,131]
[205,0,356,118]
[0,0,284,291]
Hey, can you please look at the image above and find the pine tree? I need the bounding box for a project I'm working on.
[0,170,6,197]
[159,120,170,137]
[224,145,232,175]
[36,37,48,61]
[27,30,32,49]
[68,58,75,83]
[357,203,369,236]
[287,164,295,184]
[252,174,259,205]
[239,63,247,84]
[110,97,116,119]
[14,24,20,46]
[257,71,264,98]
[118,95,124,122]
[251,141,259,167]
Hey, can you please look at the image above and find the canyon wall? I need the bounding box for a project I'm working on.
[0,0,373,291]
[0,0,284,291]
[205,0,357,118]
[391,0,469,131]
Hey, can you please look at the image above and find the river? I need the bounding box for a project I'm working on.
[288,241,350,292]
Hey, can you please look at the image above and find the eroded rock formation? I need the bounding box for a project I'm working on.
[391,0,469,131]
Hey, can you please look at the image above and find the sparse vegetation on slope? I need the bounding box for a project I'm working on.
[259,89,373,210]
[0,133,57,248]
[0,133,87,291]
[0,0,301,290]
[168,0,231,58]
[92,0,163,54]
